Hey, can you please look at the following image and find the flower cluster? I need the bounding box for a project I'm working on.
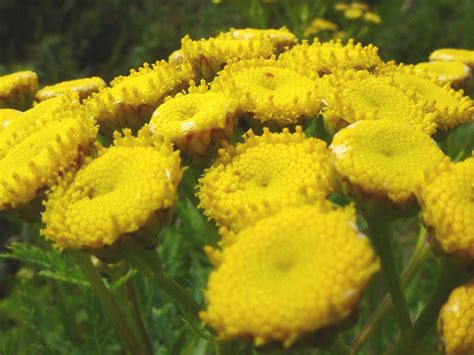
[0,24,472,352]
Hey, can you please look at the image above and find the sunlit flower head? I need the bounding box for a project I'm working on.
[211,58,321,127]
[180,34,274,81]
[320,70,437,135]
[429,48,474,69]
[304,18,339,38]
[149,81,237,157]
[0,71,38,110]
[0,109,22,131]
[35,77,106,102]
[363,11,382,24]
[218,27,297,53]
[197,127,332,231]
[201,205,379,347]
[84,60,193,136]
[0,102,97,210]
[41,127,182,252]
[418,158,474,259]
[438,281,474,355]
[378,64,473,130]
[330,120,449,208]
[414,61,472,89]
[278,39,383,77]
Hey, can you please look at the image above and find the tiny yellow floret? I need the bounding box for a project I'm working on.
[418,158,474,259]
[35,77,106,102]
[197,127,332,231]
[330,120,448,207]
[438,281,474,355]
[201,205,379,346]
[0,71,38,110]
[41,127,182,250]
[0,109,22,131]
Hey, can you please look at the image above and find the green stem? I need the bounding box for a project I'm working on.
[349,226,429,353]
[365,213,412,332]
[385,257,468,354]
[125,277,153,355]
[125,248,202,331]
[70,251,142,354]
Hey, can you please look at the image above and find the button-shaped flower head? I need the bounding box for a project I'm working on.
[180,34,274,81]
[378,64,473,130]
[438,281,474,355]
[84,61,193,136]
[197,127,332,231]
[430,49,474,69]
[0,96,97,210]
[211,58,321,128]
[218,27,297,53]
[149,82,237,157]
[35,77,106,102]
[414,61,472,89]
[418,158,474,259]
[278,39,383,77]
[41,127,182,256]
[320,70,437,135]
[201,205,379,347]
[0,71,38,110]
[330,120,449,211]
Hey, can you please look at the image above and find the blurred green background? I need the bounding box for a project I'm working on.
[0,1,473,354]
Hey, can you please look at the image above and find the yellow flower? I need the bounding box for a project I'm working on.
[330,120,449,208]
[414,61,472,88]
[218,27,297,53]
[278,39,383,77]
[41,127,182,252]
[201,205,379,347]
[0,109,22,131]
[344,8,363,19]
[350,2,369,11]
[418,158,474,259]
[429,48,474,69]
[211,58,321,127]
[363,11,382,24]
[197,127,332,231]
[320,70,437,135]
[84,60,193,136]
[0,71,38,110]
[438,281,474,355]
[334,3,349,11]
[180,34,274,81]
[149,82,237,157]
[35,77,106,102]
[0,103,97,210]
[304,18,339,38]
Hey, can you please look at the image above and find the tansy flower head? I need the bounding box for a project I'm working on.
[149,82,237,157]
[201,205,379,347]
[363,11,382,24]
[211,58,321,128]
[218,27,297,53]
[197,127,332,231]
[41,127,182,255]
[438,281,474,355]
[330,120,449,210]
[278,39,383,77]
[180,34,274,81]
[35,77,106,102]
[0,71,38,110]
[320,70,437,135]
[418,158,474,259]
[0,95,82,157]
[0,109,22,131]
[303,18,339,38]
[429,48,474,69]
[84,60,193,136]
[414,61,472,89]
[0,107,97,210]
[378,64,473,130]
